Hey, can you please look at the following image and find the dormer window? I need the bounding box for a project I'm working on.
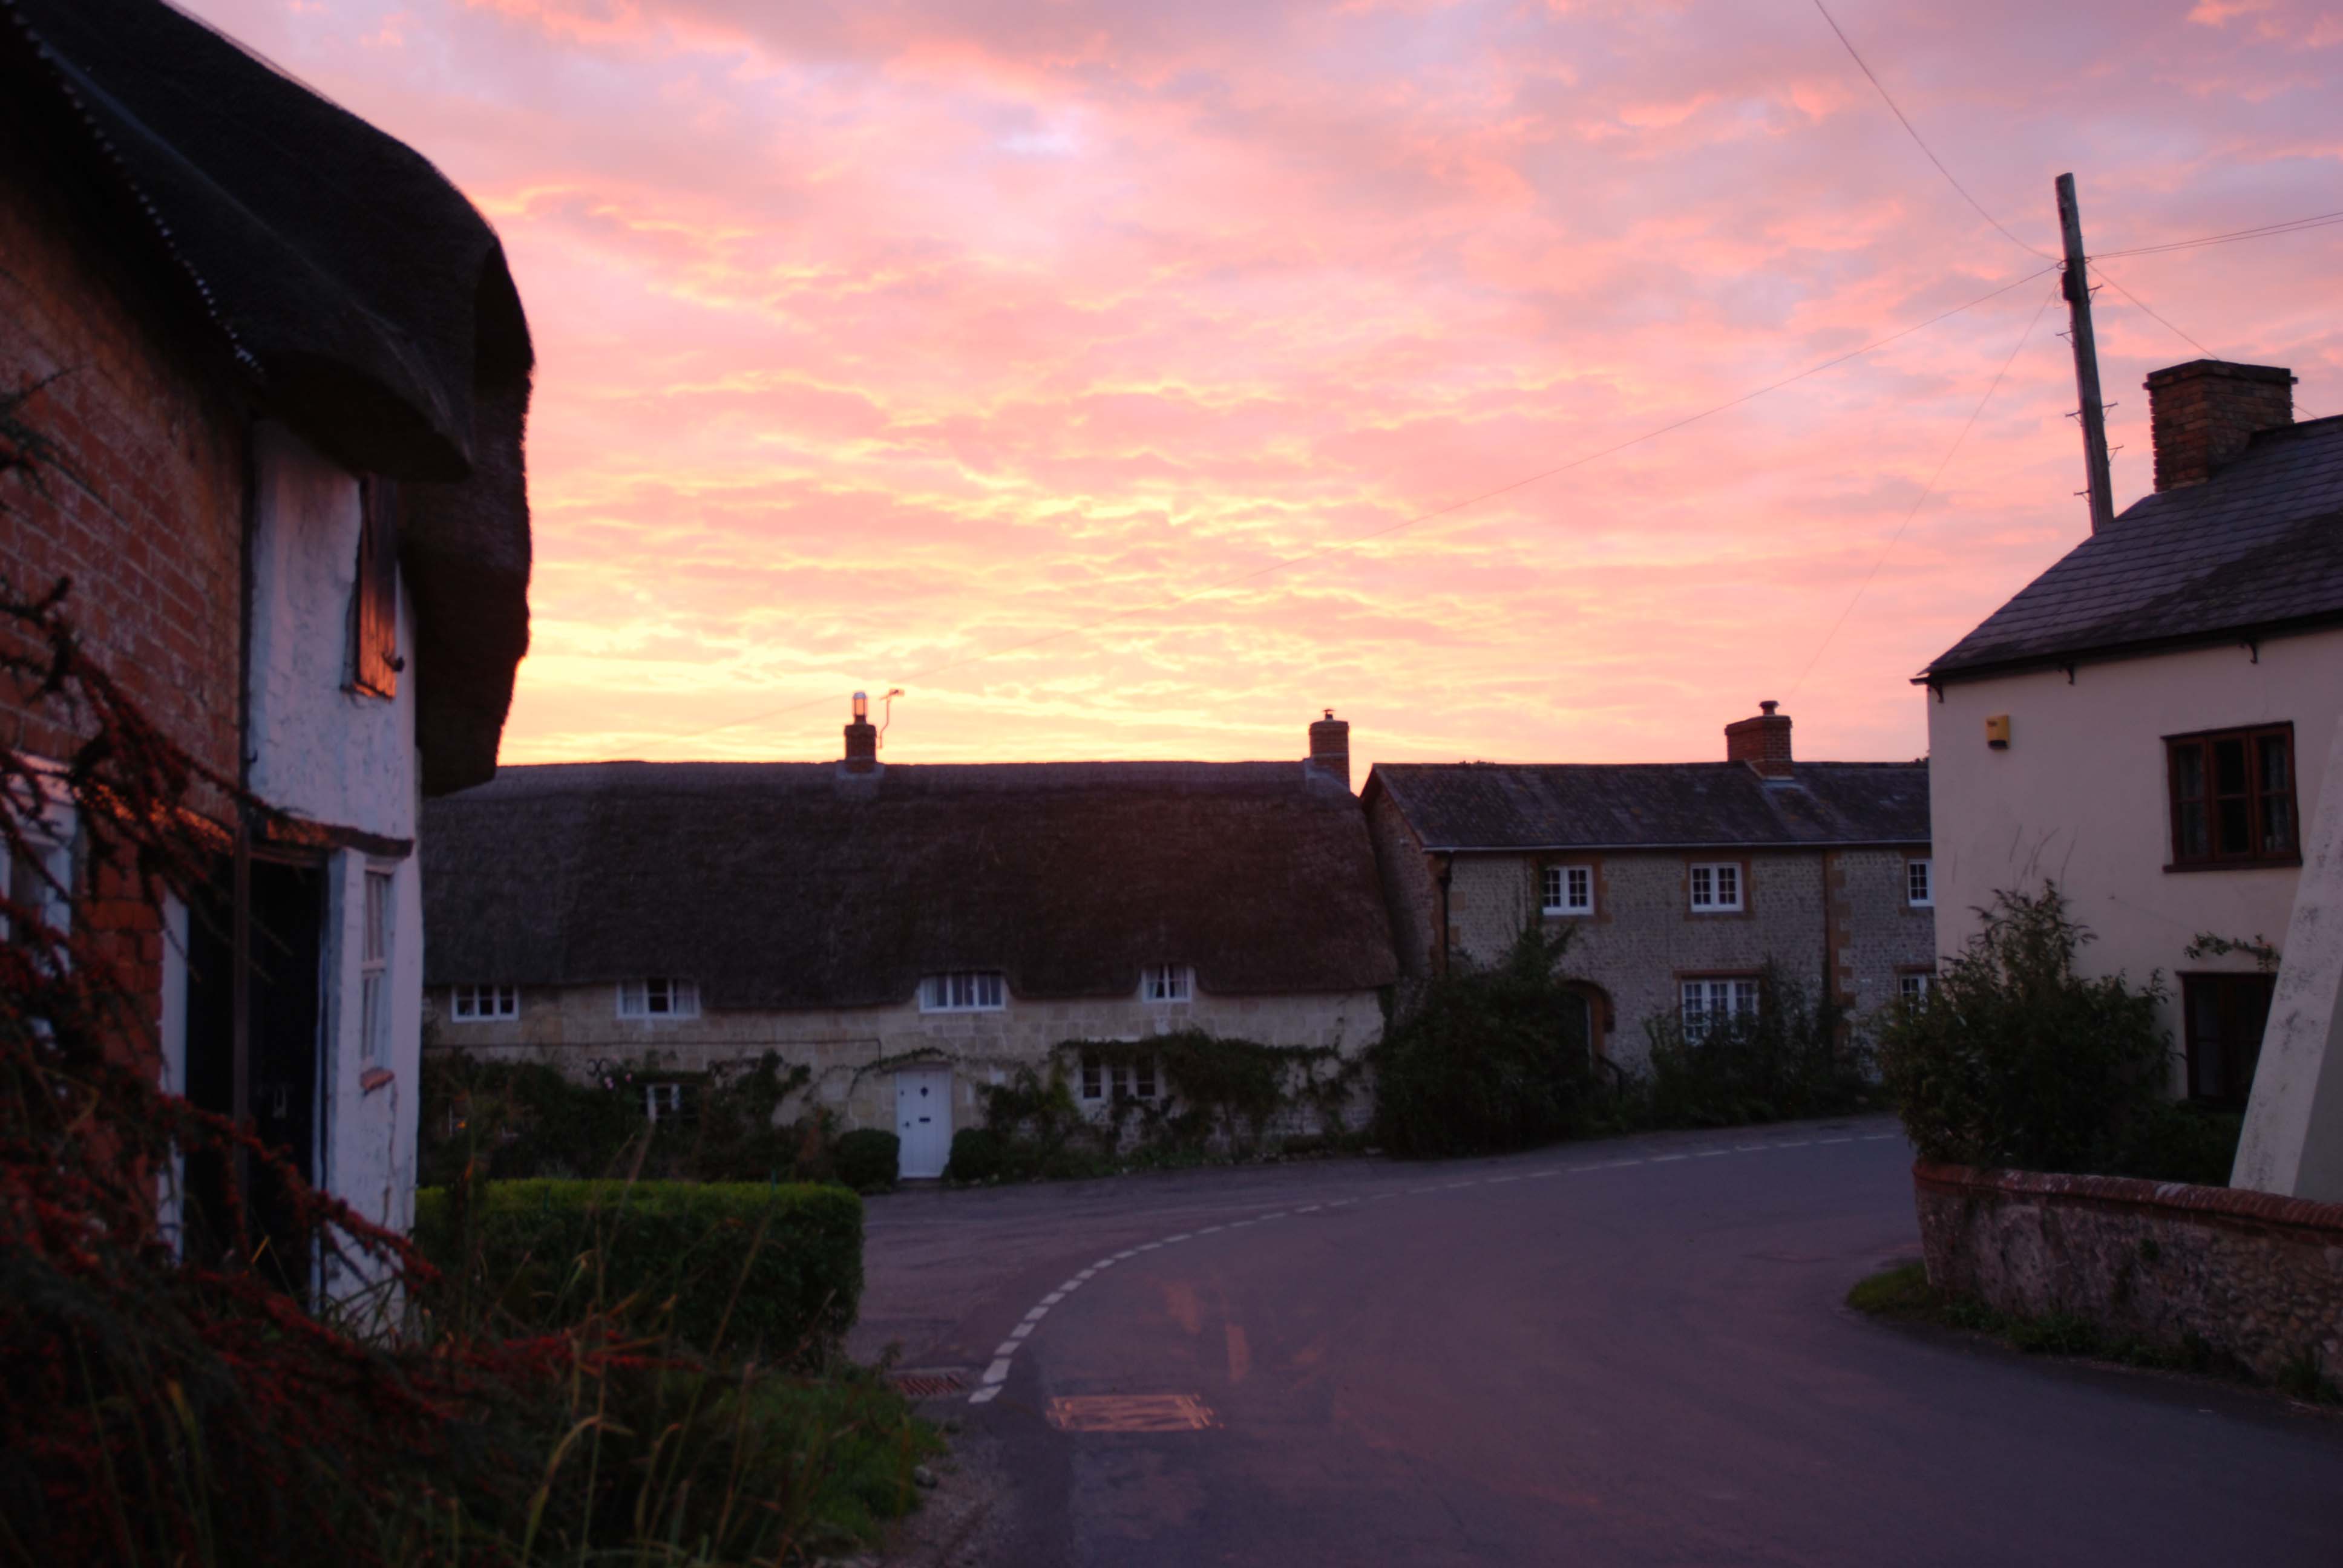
[920,972,1005,1012]
[618,978,699,1019]
[350,476,402,697]
[450,984,519,1021]
[1142,964,1192,1003]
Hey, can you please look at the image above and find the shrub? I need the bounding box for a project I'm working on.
[1878,884,2174,1174]
[2102,1101,2244,1186]
[1639,962,1870,1127]
[946,1126,1008,1183]
[835,1128,901,1192]
[416,1178,865,1359]
[1371,926,1599,1158]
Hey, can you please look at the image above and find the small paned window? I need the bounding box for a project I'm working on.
[2168,725,2296,866]
[1081,1051,1104,1100]
[1907,859,1933,908]
[1077,1051,1161,1102]
[617,978,700,1019]
[920,972,1006,1011]
[360,867,393,1063]
[350,477,402,698]
[1681,977,1760,1042]
[644,1082,687,1122]
[1688,862,1743,912]
[2182,973,2274,1106]
[1542,864,1594,916]
[450,984,519,1021]
[1898,972,1933,1005]
[1142,965,1192,1002]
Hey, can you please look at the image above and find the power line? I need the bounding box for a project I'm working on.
[1810,0,2052,261]
[1786,277,2062,701]
[661,263,2058,749]
[2088,262,2214,358]
[2094,209,2343,259]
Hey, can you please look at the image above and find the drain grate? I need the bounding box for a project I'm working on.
[1046,1394,1217,1432]
[889,1369,969,1399]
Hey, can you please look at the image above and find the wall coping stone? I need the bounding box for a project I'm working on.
[1913,1159,2343,1238]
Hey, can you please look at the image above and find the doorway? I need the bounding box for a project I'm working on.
[894,1068,952,1178]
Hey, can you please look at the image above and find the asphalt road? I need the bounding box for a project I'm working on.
[857,1117,2343,1566]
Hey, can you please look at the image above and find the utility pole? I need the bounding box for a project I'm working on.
[2056,172,2115,534]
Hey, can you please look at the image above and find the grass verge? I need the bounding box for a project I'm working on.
[1848,1263,2341,1403]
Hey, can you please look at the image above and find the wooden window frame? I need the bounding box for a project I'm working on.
[617,978,701,1019]
[1142,964,1193,1003]
[1906,857,1933,909]
[2180,971,2275,1106]
[1679,974,1760,1041]
[350,477,404,699]
[1686,859,1745,914]
[919,971,1005,1013]
[450,984,519,1021]
[2164,723,2298,871]
[1077,1049,1161,1103]
[1896,970,1934,1005]
[1541,862,1595,918]
[359,865,394,1065]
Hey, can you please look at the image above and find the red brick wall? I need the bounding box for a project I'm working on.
[1,125,250,1051]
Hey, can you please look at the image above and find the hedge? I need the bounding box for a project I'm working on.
[414,1179,864,1361]
[833,1129,900,1192]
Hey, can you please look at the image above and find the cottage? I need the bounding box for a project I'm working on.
[1363,707,1932,1070]
[0,0,532,1254]
[1920,358,2343,1194]
[419,711,1396,1177]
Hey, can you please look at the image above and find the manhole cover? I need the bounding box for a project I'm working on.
[890,1369,968,1399]
[1046,1394,1217,1432]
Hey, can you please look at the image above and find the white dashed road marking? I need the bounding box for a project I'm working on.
[965,1128,1902,1402]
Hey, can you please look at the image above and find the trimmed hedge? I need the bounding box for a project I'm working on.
[945,1127,1007,1183]
[415,1179,864,1360]
[834,1129,900,1192]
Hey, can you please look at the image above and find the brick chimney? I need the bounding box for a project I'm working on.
[2145,359,2294,491]
[843,691,878,774]
[1308,708,1351,791]
[1725,701,1792,779]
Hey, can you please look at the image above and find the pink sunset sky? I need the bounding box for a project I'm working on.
[191,0,2343,777]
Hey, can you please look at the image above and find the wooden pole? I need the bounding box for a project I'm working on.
[2057,172,2115,534]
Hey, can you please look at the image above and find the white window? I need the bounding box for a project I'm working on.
[1907,858,1934,908]
[1142,964,1192,1002]
[1078,1050,1161,1102]
[617,978,700,1019]
[1688,861,1743,912]
[644,1082,686,1122]
[450,984,519,1021]
[1899,972,1933,1005]
[360,866,393,1064]
[1681,977,1760,1041]
[920,971,1005,1012]
[1,762,76,949]
[1542,864,1593,916]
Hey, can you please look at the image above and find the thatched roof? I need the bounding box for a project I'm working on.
[1367,761,1928,852]
[2,0,532,792]
[421,761,1400,1009]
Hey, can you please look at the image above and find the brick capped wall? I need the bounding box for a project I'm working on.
[1,123,249,1045]
[1915,1161,2343,1384]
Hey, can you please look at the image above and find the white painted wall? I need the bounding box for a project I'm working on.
[244,422,424,1253]
[1927,627,2343,1084]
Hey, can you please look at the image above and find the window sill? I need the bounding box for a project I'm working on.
[2161,858,2302,874]
[1540,909,1594,920]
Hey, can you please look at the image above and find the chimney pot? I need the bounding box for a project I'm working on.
[2144,359,2294,492]
[1725,704,1794,779]
[1308,709,1352,792]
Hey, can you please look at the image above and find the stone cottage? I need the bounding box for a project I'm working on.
[1362,706,1933,1070]
[420,711,1396,1176]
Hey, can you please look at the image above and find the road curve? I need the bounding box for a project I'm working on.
[858,1119,2343,1567]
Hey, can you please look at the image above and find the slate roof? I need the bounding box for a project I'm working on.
[421,761,1399,1010]
[3,0,533,792]
[1366,762,1928,852]
[1922,414,2343,682]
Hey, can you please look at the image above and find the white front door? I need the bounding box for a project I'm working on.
[895,1068,953,1178]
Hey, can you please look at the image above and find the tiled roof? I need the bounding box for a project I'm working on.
[1922,414,2343,681]
[1366,762,1928,852]
[422,760,1397,1008]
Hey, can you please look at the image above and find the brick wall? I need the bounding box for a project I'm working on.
[1,125,249,1050]
[1915,1161,2343,1383]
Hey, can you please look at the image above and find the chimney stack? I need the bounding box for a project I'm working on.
[2145,360,2294,492]
[843,691,879,774]
[1725,701,1792,779]
[1308,708,1351,791]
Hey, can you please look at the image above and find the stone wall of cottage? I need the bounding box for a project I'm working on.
[425,984,1386,1142]
[1441,845,1933,1069]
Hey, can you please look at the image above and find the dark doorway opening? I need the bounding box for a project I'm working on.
[183,852,325,1296]
[2182,971,2275,1108]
